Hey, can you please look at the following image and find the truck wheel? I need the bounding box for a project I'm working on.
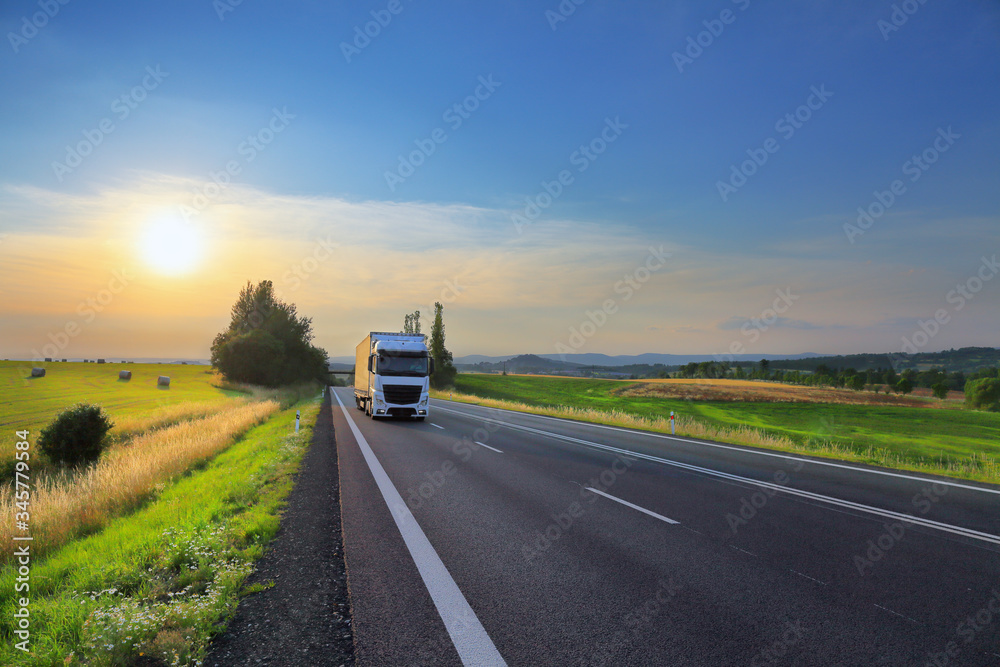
[415,417,425,422]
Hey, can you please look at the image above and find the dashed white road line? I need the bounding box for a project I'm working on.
[790,569,828,586]
[434,405,1000,547]
[475,441,503,454]
[333,392,507,666]
[873,604,921,625]
[585,487,680,525]
[434,401,1000,497]
[729,545,758,557]
[431,423,446,430]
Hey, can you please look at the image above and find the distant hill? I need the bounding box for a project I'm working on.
[768,347,1000,374]
[537,352,825,366]
[459,354,584,375]
[453,352,824,367]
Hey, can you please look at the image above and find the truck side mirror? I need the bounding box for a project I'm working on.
[368,355,374,373]
[428,357,435,375]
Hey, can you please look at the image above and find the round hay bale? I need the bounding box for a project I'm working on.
[119,370,132,380]
[157,376,171,387]
[31,367,46,377]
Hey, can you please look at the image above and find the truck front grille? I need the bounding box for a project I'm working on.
[382,385,423,405]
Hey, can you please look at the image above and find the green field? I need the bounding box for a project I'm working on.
[0,360,243,477]
[0,360,240,435]
[450,374,1000,482]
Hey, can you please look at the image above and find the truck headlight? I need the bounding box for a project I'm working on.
[419,397,428,407]
[375,396,386,407]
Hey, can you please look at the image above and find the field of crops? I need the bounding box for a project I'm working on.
[448,374,1000,483]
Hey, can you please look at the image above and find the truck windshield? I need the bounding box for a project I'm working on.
[377,352,429,376]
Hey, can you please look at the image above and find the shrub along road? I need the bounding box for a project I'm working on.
[206,389,354,666]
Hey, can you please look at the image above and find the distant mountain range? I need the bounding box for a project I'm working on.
[454,352,825,367]
[330,347,1000,374]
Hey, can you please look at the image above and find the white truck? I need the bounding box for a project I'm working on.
[354,332,434,420]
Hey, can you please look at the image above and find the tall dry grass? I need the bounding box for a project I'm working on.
[2,400,278,560]
[109,401,234,442]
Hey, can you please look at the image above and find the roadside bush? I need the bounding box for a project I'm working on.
[965,378,1000,411]
[38,404,114,467]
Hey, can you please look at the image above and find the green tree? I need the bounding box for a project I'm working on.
[403,310,421,334]
[965,378,1000,411]
[759,359,770,375]
[428,302,457,389]
[211,280,328,387]
[39,404,114,467]
[895,378,914,395]
[931,382,949,400]
[848,375,865,391]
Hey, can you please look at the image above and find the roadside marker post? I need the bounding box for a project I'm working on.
[670,411,675,435]
[295,410,300,433]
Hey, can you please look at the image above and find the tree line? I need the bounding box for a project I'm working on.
[672,359,1000,408]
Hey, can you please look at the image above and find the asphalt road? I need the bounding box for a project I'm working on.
[331,387,1000,666]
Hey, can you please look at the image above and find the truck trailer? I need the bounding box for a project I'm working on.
[354,332,434,420]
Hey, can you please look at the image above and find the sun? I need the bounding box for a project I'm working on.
[140,216,203,275]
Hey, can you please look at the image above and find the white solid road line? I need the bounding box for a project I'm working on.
[333,392,507,667]
[434,404,1000,546]
[586,487,679,524]
[474,441,503,454]
[433,401,1000,497]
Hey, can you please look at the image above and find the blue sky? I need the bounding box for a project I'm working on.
[1,0,998,359]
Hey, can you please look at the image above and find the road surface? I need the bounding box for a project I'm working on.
[331,387,1000,666]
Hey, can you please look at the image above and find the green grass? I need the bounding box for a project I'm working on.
[0,360,244,478]
[449,374,1000,482]
[0,396,321,666]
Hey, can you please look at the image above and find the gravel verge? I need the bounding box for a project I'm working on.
[206,389,354,666]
